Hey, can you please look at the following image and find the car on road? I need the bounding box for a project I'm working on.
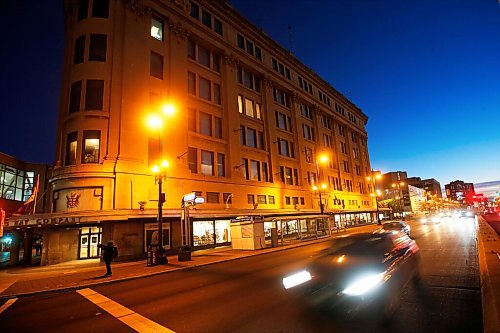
[282,232,421,321]
[377,221,411,236]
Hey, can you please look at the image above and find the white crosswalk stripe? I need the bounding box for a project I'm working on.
[77,288,175,333]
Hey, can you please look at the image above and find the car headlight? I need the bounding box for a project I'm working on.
[431,216,439,222]
[342,272,389,296]
[283,270,312,289]
[420,218,427,223]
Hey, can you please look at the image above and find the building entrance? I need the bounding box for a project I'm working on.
[79,227,102,259]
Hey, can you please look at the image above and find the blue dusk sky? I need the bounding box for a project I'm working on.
[0,0,499,186]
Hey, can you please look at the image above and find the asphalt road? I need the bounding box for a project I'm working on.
[0,217,482,333]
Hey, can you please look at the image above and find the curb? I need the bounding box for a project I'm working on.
[477,216,500,333]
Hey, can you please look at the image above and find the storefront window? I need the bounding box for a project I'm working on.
[193,220,215,246]
[215,220,231,244]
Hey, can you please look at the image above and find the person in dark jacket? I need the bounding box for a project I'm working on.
[98,241,117,277]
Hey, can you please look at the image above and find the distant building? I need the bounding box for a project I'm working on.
[0,152,49,216]
[445,180,475,205]
[406,177,442,198]
[408,185,426,213]
[380,171,411,214]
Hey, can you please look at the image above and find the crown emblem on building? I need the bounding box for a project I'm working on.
[66,192,81,209]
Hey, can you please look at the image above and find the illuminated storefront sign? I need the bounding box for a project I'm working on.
[5,216,82,227]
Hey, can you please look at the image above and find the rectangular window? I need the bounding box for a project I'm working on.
[258,131,264,150]
[199,77,211,101]
[237,34,245,49]
[217,153,225,177]
[245,98,254,117]
[285,167,293,185]
[150,51,163,79]
[246,40,254,55]
[66,132,78,165]
[198,45,211,67]
[77,0,89,21]
[201,150,214,176]
[242,158,249,180]
[206,192,219,203]
[215,117,222,139]
[247,194,255,204]
[268,195,275,204]
[240,125,246,145]
[285,196,291,205]
[223,192,232,204]
[293,169,299,185]
[188,147,197,173]
[190,2,199,19]
[199,112,212,136]
[187,39,195,59]
[250,160,260,181]
[262,162,269,182]
[82,130,100,163]
[201,10,212,28]
[69,81,82,113]
[214,18,223,35]
[89,34,107,62]
[238,95,243,114]
[151,17,163,41]
[255,47,262,60]
[255,103,262,119]
[92,0,109,18]
[247,128,257,148]
[74,35,85,65]
[85,80,104,110]
[257,195,266,204]
[214,83,221,105]
[188,108,196,132]
[188,71,196,95]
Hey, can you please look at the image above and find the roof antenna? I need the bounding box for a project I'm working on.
[348,91,352,102]
[288,25,294,53]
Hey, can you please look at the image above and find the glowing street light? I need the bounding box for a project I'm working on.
[315,153,329,214]
[147,102,176,265]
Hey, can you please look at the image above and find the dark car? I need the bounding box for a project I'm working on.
[379,221,411,236]
[283,232,420,320]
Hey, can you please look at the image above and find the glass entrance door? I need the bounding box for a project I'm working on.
[79,227,102,259]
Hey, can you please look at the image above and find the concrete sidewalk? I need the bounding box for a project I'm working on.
[0,223,380,299]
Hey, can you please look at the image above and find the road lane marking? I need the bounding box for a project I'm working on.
[0,298,17,315]
[77,288,175,333]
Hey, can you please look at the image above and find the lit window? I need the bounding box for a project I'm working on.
[151,17,163,41]
[201,150,214,176]
[82,130,100,163]
[245,98,254,117]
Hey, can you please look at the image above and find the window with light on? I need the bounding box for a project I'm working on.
[151,17,163,41]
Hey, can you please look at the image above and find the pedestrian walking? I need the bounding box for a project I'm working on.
[98,241,118,277]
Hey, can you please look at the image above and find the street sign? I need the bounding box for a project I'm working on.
[194,197,205,204]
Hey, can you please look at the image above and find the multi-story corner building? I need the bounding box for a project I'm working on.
[406,177,442,198]
[6,0,376,265]
[445,180,475,205]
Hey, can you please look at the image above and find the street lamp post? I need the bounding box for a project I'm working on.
[152,160,168,264]
[147,103,176,265]
[314,153,329,214]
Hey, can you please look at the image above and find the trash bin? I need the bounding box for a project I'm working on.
[271,228,278,248]
[178,245,191,261]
